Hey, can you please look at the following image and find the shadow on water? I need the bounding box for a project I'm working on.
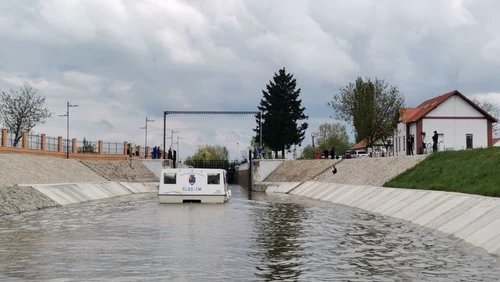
[249,193,309,281]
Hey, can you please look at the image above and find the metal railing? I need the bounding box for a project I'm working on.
[102,142,124,154]
[7,133,22,148]
[45,136,58,151]
[27,134,41,149]
[62,139,74,153]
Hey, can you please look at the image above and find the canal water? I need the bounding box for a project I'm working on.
[0,185,499,281]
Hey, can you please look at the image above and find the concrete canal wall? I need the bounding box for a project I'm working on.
[266,181,500,256]
[239,155,427,186]
[0,154,160,217]
[0,182,158,217]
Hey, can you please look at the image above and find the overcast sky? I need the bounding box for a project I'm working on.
[1,0,500,160]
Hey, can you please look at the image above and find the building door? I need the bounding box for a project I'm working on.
[466,134,473,149]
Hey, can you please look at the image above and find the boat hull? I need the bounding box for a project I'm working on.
[158,194,229,204]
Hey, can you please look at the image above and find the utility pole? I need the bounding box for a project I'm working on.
[58,101,78,159]
[139,117,154,157]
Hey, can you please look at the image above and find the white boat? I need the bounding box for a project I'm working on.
[158,168,232,204]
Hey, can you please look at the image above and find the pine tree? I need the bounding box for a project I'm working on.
[254,68,308,158]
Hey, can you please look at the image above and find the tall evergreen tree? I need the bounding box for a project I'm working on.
[254,68,308,158]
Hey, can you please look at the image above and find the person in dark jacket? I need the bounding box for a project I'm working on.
[432,131,439,152]
[330,147,335,159]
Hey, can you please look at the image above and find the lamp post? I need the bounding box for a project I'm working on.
[58,101,78,159]
[311,133,315,148]
[139,117,154,157]
[175,136,183,163]
[170,129,178,150]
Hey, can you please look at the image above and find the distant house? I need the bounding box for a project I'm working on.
[351,138,391,155]
[393,90,497,156]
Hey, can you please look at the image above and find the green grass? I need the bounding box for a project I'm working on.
[383,147,500,197]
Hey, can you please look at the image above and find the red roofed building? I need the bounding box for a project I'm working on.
[492,138,500,147]
[393,90,498,156]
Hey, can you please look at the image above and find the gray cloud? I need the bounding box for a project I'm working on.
[0,0,499,158]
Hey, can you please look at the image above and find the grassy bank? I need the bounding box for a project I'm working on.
[383,147,500,197]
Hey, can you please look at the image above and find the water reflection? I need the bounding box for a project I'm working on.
[0,187,500,281]
[251,200,308,281]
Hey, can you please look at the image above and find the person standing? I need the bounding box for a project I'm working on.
[432,131,439,152]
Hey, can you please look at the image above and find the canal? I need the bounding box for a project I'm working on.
[0,185,499,281]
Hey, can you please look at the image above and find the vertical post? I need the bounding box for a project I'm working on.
[145,117,148,153]
[259,111,263,149]
[163,112,166,159]
[66,101,69,159]
[248,149,253,190]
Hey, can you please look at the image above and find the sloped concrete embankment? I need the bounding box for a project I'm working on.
[79,159,158,182]
[267,181,500,256]
[263,159,342,182]
[0,154,107,185]
[0,155,159,217]
[0,182,158,217]
[314,155,428,186]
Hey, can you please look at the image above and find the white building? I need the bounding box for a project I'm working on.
[393,90,497,156]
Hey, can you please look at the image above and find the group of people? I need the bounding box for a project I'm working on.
[409,131,440,155]
[314,148,338,159]
[151,146,162,159]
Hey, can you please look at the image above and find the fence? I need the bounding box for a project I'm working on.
[102,142,125,154]
[27,134,41,150]
[7,132,22,148]
[62,139,74,153]
[77,140,98,154]
[45,136,58,151]
[0,128,153,159]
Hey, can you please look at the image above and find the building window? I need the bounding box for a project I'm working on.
[403,135,405,151]
[398,137,401,152]
[466,134,473,149]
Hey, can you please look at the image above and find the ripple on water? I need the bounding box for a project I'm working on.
[0,187,499,281]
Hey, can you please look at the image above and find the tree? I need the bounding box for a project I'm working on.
[471,97,500,137]
[254,67,309,158]
[327,77,404,151]
[0,84,53,147]
[185,144,229,162]
[300,122,351,159]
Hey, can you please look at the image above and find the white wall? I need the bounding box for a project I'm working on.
[393,122,408,156]
[427,95,483,117]
[422,118,488,150]
[257,160,285,181]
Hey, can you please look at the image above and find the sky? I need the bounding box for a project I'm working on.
[1,0,500,160]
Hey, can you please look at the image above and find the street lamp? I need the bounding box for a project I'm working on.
[58,101,78,159]
[170,129,178,150]
[139,117,154,156]
[175,135,183,163]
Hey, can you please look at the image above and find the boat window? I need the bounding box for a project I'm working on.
[207,173,220,185]
[163,173,176,184]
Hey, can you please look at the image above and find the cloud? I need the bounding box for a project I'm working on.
[1,0,500,159]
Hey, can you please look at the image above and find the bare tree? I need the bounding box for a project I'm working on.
[0,84,53,147]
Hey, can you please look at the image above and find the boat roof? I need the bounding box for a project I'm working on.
[161,168,226,173]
